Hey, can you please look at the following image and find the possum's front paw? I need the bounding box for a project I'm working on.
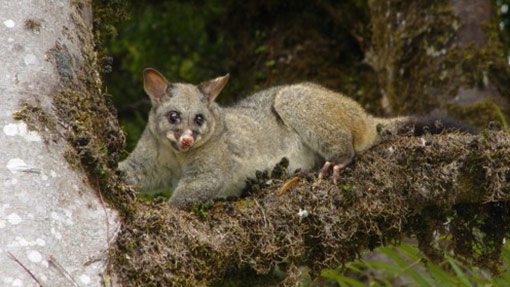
[168,190,212,210]
[168,195,190,209]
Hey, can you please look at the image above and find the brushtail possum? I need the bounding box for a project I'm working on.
[119,68,475,208]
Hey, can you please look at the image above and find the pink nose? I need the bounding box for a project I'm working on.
[180,136,194,148]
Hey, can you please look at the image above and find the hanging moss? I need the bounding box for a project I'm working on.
[12,103,57,141]
[369,0,510,126]
[109,130,510,286]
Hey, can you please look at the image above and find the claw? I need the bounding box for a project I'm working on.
[318,161,333,180]
[318,159,350,184]
[332,164,346,184]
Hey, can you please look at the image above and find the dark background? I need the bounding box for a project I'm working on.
[103,0,510,152]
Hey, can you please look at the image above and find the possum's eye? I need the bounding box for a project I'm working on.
[195,114,204,126]
[167,111,181,124]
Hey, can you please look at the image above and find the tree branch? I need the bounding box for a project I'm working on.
[111,130,510,286]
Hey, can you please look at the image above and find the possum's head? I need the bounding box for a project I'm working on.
[143,68,229,153]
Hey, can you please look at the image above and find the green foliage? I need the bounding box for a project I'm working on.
[322,242,510,287]
[105,1,380,151]
[105,1,510,151]
[105,1,230,151]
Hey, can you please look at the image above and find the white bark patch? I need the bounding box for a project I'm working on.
[6,158,28,174]
[22,127,40,141]
[3,122,42,142]
[50,211,60,221]
[11,278,22,286]
[16,237,28,246]
[3,123,18,136]
[6,158,39,174]
[3,178,18,186]
[0,220,6,228]
[3,19,15,28]
[51,210,74,225]
[35,238,45,246]
[27,250,42,263]
[23,54,38,66]
[50,227,62,240]
[6,213,22,225]
[41,260,49,268]
[79,274,91,285]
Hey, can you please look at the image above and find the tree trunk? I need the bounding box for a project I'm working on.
[368,0,510,126]
[0,2,124,286]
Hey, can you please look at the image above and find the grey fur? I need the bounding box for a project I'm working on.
[119,71,405,208]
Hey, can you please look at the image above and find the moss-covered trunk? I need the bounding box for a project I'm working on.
[0,1,131,286]
[368,0,510,127]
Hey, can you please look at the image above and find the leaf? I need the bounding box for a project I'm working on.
[321,269,366,287]
[426,262,458,287]
[445,256,472,287]
[379,246,435,287]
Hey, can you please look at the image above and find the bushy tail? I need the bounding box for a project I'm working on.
[401,113,477,135]
[374,112,477,137]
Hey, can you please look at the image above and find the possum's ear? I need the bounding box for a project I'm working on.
[198,74,230,105]
[143,68,169,105]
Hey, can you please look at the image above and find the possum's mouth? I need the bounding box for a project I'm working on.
[166,132,194,152]
[168,139,192,152]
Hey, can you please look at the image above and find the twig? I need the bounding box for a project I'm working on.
[254,199,268,228]
[48,255,81,287]
[279,177,300,195]
[8,251,44,287]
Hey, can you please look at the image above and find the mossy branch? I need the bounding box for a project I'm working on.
[111,130,510,286]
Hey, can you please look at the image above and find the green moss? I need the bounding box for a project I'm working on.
[24,19,41,32]
[52,85,135,216]
[13,103,55,131]
[369,1,510,123]
[91,0,131,73]
[191,200,215,220]
[449,99,509,128]
[108,130,510,285]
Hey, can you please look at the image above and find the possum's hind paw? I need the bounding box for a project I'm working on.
[318,158,352,184]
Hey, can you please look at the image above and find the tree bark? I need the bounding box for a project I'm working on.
[368,0,510,125]
[0,2,122,286]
